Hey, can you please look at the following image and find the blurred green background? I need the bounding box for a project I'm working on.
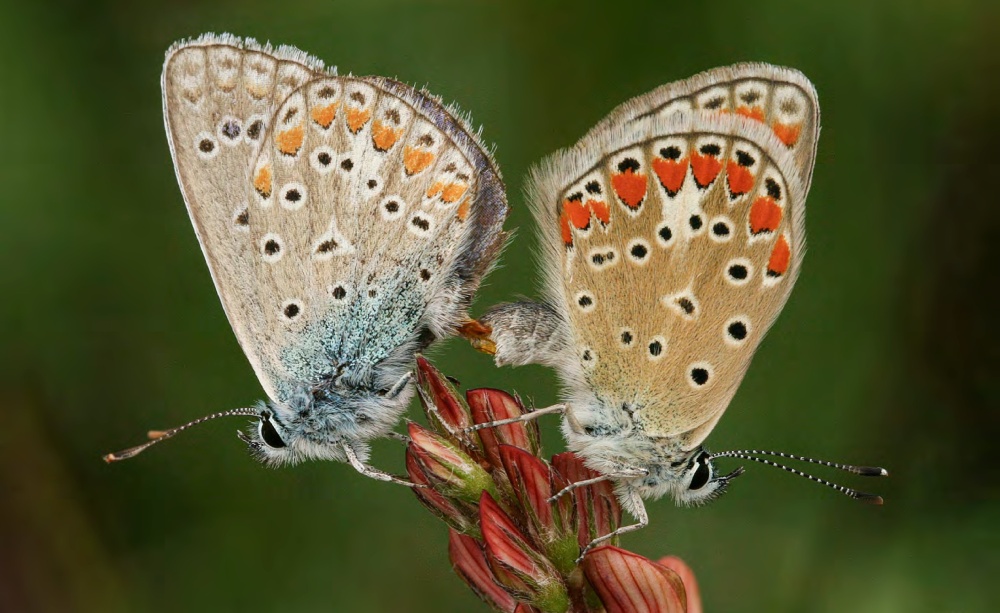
[2,0,997,611]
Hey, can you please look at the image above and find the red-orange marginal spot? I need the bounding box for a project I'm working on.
[310,103,339,129]
[371,120,403,152]
[691,152,722,188]
[749,196,783,234]
[611,169,647,210]
[563,198,591,230]
[735,105,766,122]
[772,122,802,147]
[425,181,445,199]
[254,164,272,198]
[441,182,468,204]
[403,146,435,175]
[276,126,304,156]
[767,235,791,276]
[726,161,754,196]
[559,207,573,246]
[346,107,372,134]
[588,199,610,226]
[456,198,471,221]
[651,157,688,196]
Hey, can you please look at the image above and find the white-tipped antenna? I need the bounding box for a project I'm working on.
[711,450,888,504]
[103,408,261,462]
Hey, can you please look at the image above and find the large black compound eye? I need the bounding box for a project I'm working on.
[688,454,712,490]
[259,417,287,449]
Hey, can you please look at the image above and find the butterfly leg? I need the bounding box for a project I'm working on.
[462,404,566,433]
[385,371,413,399]
[343,444,424,488]
[547,464,648,503]
[577,488,649,562]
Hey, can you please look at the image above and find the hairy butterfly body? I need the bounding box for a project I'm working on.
[479,64,883,547]
[106,34,507,476]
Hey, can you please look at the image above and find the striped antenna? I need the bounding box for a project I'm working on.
[711,450,887,504]
[103,407,261,462]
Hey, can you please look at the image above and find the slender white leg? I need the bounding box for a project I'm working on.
[463,404,566,433]
[343,444,423,488]
[385,371,413,399]
[577,489,649,562]
[548,463,648,503]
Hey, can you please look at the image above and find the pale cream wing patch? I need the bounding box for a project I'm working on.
[540,108,814,449]
[245,76,488,399]
[586,63,819,194]
[162,36,324,402]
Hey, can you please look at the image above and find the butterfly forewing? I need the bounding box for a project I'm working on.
[162,37,325,401]
[164,36,507,404]
[588,63,819,195]
[536,102,814,448]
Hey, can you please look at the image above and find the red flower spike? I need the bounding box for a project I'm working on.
[468,388,541,466]
[583,547,687,613]
[416,355,474,433]
[406,448,479,536]
[552,453,622,548]
[480,492,570,612]
[408,423,496,504]
[449,529,518,612]
[499,445,578,572]
[658,556,703,613]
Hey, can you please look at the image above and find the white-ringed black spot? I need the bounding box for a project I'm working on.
[264,239,280,255]
[620,329,634,347]
[660,146,682,160]
[199,139,215,153]
[575,291,595,312]
[630,243,648,259]
[315,239,338,254]
[699,143,721,156]
[233,207,250,229]
[727,319,748,341]
[280,183,307,211]
[341,158,354,171]
[411,216,430,231]
[689,215,703,231]
[646,336,666,361]
[690,366,711,387]
[284,303,300,318]
[657,224,674,247]
[220,118,241,141]
[649,340,663,356]
[627,239,651,265]
[617,157,640,173]
[331,285,347,300]
[725,258,753,286]
[765,177,782,200]
[367,179,377,189]
[317,151,332,165]
[712,221,730,236]
[246,119,264,141]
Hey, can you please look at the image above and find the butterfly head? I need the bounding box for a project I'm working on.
[241,369,415,466]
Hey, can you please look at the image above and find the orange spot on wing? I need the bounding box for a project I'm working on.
[310,103,339,128]
[441,182,468,203]
[726,161,754,196]
[403,147,435,175]
[773,122,802,147]
[559,207,573,246]
[456,198,471,221]
[254,165,272,198]
[735,105,766,122]
[749,196,783,234]
[651,157,688,195]
[371,120,403,152]
[691,153,722,188]
[346,107,372,133]
[611,169,647,209]
[276,126,304,156]
[587,199,610,225]
[767,235,791,276]
[564,198,591,230]
[426,181,445,198]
